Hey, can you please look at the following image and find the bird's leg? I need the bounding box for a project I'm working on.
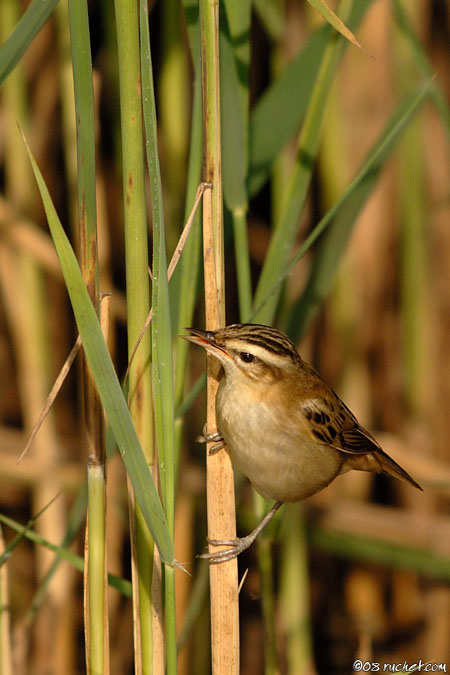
[198,501,283,564]
[195,423,226,455]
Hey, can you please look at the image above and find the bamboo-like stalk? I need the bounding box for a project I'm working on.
[199,1,239,673]
[139,1,178,670]
[113,0,156,671]
[84,465,108,674]
[67,0,108,671]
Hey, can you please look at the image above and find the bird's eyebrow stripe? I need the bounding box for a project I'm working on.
[217,323,300,360]
[241,336,294,357]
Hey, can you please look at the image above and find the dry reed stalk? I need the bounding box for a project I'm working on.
[200,1,239,667]
[202,185,240,674]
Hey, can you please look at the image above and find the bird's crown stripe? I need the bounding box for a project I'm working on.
[221,325,297,358]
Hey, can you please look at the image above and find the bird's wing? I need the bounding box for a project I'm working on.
[299,394,381,456]
[299,393,422,491]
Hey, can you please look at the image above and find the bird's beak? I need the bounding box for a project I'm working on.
[183,328,232,360]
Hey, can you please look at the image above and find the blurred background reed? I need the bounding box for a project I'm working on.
[0,0,449,673]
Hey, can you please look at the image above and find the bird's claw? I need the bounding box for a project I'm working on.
[197,535,254,564]
[195,424,226,455]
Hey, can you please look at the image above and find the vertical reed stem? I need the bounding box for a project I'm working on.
[67,0,108,670]
[200,1,239,672]
[139,0,178,668]
[114,0,155,670]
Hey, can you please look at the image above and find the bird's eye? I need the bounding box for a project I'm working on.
[239,352,254,363]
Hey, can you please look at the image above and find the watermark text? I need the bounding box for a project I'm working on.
[352,660,447,673]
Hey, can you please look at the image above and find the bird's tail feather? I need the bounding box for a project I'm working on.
[348,449,422,491]
[376,450,422,491]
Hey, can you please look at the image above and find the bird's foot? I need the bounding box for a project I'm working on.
[197,501,284,564]
[195,424,225,455]
[197,533,257,564]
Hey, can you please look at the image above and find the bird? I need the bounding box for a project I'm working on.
[184,323,422,563]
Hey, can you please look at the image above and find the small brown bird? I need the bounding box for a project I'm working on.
[185,323,421,563]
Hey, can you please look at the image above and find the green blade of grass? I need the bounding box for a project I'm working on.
[252,0,348,325]
[26,481,88,620]
[220,38,247,210]
[172,0,203,405]
[309,523,450,582]
[140,1,175,533]
[221,0,252,320]
[172,76,203,411]
[182,0,201,65]
[220,1,249,212]
[0,512,132,597]
[114,1,157,670]
[249,83,431,335]
[287,167,378,340]
[22,132,174,565]
[248,0,374,197]
[67,0,105,668]
[0,493,60,567]
[252,0,284,42]
[0,0,59,84]
[391,0,450,135]
[140,3,177,671]
[67,0,97,291]
[307,0,367,53]
[280,506,313,673]
[248,24,329,198]
[287,84,432,341]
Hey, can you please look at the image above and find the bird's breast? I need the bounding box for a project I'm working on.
[216,378,344,502]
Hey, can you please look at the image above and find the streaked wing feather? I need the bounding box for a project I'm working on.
[300,395,381,456]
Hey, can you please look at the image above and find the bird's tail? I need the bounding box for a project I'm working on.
[347,448,422,491]
[376,449,422,491]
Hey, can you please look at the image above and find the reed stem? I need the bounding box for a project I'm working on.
[200,0,239,671]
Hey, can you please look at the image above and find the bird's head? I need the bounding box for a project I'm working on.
[184,323,301,386]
